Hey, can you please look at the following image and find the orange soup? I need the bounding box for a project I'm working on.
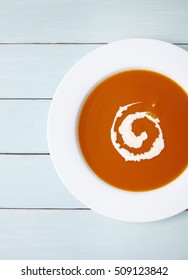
[78,70,188,192]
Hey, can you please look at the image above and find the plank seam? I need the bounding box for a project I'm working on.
[0,42,107,45]
[0,98,52,100]
[0,207,90,210]
[0,153,50,155]
[0,42,187,45]
[0,208,186,211]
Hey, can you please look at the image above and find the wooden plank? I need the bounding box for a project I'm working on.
[0,209,187,259]
[0,44,187,99]
[0,44,99,98]
[0,100,49,153]
[0,155,83,208]
[0,0,188,43]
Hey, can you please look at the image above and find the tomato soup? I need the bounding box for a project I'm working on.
[78,70,188,192]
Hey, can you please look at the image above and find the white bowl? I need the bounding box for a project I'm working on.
[48,39,188,222]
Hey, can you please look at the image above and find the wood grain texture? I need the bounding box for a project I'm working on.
[0,0,188,43]
[0,209,187,260]
[0,100,49,153]
[0,44,99,98]
[0,155,84,208]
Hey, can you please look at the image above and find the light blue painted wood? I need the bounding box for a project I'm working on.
[0,209,187,260]
[0,100,49,153]
[0,0,188,43]
[0,44,187,98]
[0,44,100,98]
[0,155,84,208]
[0,0,188,261]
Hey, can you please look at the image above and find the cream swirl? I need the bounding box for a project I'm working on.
[110,102,165,161]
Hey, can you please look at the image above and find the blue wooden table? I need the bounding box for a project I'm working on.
[0,0,188,260]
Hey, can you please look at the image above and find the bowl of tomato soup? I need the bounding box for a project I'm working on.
[48,39,188,222]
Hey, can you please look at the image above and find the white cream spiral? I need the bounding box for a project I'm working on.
[110,102,165,161]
